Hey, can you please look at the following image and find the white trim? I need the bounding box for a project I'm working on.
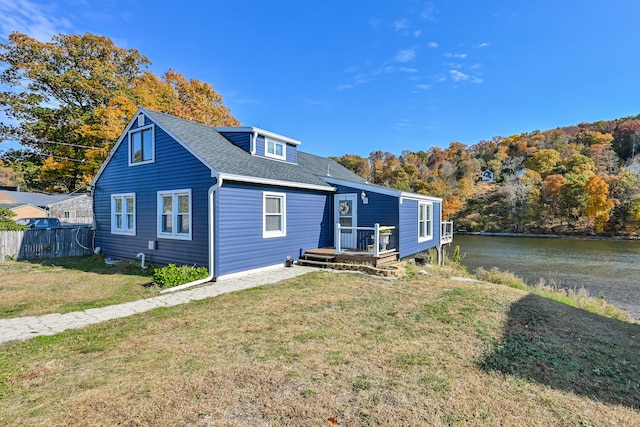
[91,107,218,186]
[264,137,286,160]
[157,188,192,240]
[263,192,286,238]
[215,126,301,146]
[219,173,333,192]
[215,262,286,281]
[418,201,433,242]
[320,177,442,202]
[111,193,136,235]
[334,193,358,250]
[128,124,155,166]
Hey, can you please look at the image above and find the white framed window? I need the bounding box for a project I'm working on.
[129,124,155,165]
[418,202,433,242]
[265,138,286,160]
[263,192,286,238]
[63,210,76,220]
[111,194,136,235]
[157,189,192,240]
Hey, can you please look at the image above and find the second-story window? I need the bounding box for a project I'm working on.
[265,138,286,160]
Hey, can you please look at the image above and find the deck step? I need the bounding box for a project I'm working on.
[296,258,332,268]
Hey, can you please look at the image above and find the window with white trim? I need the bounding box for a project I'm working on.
[263,192,286,238]
[157,189,192,240]
[129,124,154,165]
[111,194,136,235]
[265,138,286,160]
[418,202,433,241]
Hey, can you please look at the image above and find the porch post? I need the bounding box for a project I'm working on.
[335,223,341,254]
[374,223,380,257]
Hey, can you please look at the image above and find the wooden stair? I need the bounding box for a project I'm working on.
[297,248,399,268]
[297,251,336,268]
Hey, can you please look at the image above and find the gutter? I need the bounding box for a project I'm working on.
[160,176,222,293]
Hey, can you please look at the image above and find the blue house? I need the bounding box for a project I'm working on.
[90,108,453,281]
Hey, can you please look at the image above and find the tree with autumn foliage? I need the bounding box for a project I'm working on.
[0,32,239,192]
[584,175,615,232]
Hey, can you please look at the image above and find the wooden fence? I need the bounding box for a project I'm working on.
[0,228,95,261]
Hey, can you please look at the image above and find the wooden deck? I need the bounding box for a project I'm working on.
[298,247,399,268]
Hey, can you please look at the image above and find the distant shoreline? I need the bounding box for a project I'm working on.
[454,231,640,241]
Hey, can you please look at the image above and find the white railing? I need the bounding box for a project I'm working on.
[335,223,397,257]
[441,221,454,244]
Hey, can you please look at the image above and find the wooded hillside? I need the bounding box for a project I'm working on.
[333,115,640,236]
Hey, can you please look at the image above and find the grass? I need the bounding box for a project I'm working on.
[0,255,156,318]
[1,262,639,425]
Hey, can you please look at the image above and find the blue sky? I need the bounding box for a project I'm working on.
[1,0,640,158]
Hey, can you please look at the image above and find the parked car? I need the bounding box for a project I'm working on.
[15,217,63,229]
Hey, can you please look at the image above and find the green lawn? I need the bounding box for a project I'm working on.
[0,264,638,426]
[0,256,156,318]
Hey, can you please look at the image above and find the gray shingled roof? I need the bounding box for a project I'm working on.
[0,190,82,208]
[142,109,366,189]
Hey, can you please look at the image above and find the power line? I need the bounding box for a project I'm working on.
[27,139,110,150]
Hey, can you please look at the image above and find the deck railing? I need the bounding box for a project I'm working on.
[335,223,397,257]
[441,221,454,244]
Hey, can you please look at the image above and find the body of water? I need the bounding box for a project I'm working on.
[453,234,640,319]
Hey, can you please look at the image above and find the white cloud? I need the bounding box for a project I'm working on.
[474,42,490,48]
[449,70,469,82]
[400,67,418,73]
[395,49,416,63]
[427,42,439,48]
[393,19,409,31]
[413,30,422,38]
[0,0,72,41]
[393,118,412,131]
[444,53,467,59]
[421,3,437,21]
[416,84,431,90]
[449,70,483,84]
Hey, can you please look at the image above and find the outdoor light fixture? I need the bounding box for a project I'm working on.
[361,191,368,204]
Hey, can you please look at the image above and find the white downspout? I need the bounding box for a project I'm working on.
[160,177,221,293]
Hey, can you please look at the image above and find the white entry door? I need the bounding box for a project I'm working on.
[334,194,358,249]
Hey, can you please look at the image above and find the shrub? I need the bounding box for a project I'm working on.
[152,264,209,288]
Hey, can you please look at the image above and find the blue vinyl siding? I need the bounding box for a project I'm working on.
[398,198,442,258]
[94,120,214,267]
[218,132,252,152]
[334,184,398,228]
[215,183,331,276]
[334,184,443,258]
[254,135,297,163]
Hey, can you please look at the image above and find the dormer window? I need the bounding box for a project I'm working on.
[129,125,155,166]
[265,138,286,160]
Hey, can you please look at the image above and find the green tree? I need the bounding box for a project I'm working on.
[525,149,561,177]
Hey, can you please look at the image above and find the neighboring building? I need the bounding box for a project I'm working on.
[90,108,453,279]
[0,190,93,223]
[479,170,495,183]
[48,194,93,224]
[0,202,48,219]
